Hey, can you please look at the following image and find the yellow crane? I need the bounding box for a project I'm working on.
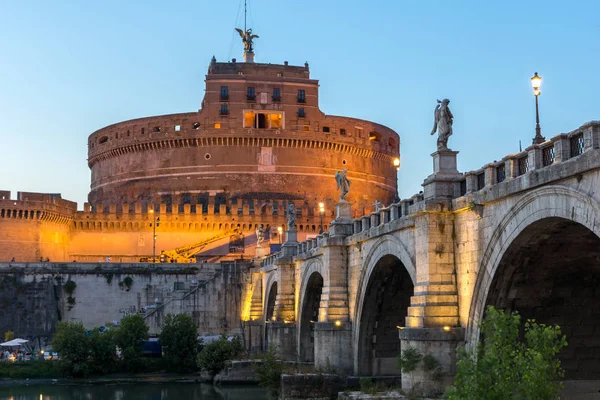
[140,228,242,263]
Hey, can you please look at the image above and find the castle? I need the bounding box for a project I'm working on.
[0,46,400,263]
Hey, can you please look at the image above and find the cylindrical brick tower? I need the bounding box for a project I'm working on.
[87,57,400,216]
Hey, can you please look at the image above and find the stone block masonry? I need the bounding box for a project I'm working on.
[0,262,251,350]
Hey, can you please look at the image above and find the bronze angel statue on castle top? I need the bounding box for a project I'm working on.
[235,28,259,53]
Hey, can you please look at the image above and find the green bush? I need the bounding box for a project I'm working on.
[115,314,149,372]
[447,306,568,400]
[0,361,60,379]
[197,335,243,376]
[252,344,284,396]
[89,328,117,374]
[52,321,90,377]
[159,313,198,373]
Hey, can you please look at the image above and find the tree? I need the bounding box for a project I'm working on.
[197,335,243,376]
[89,328,116,374]
[52,321,89,377]
[4,331,14,342]
[115,314,148,371]
[447,306,568,400]
[252,344,284,396]
[159,313,198,372]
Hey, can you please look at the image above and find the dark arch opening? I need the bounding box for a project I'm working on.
[485,217,600,380]
[265,282,278,348]
[358,254,413,375]
[299,272,324,362]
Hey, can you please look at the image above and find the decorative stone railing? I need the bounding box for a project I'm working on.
[261,121,600,268]
[459,121,598,195]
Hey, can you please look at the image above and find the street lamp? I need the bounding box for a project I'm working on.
[318,202,325,234]
[149,209,160,263]
[393,157,400,203]
[530,72,545,144]
[277,226,283,244]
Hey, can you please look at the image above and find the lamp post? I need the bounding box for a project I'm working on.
[531,72,545,144]
[277,226,283,244]
[149,209,160,263]
[393,157,400,202]
[318,202,325,234]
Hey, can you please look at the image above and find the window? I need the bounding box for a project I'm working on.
[496,164,506,183]
[99,136,108,144]
[297,108,305,118]
[355,127,363,138]
[459,179,467,196]
[570,133,584,157]
[323,126,330,133]
[369,131,381,141]
[518,156,528,175]
[220,86,228,101]
[297,89,306,103]
[115,132,119,139]
[542,146,555,166]
[303,125,310,132]
[243,111,284,129]
[247,87,256,101]
[174,125,181,132]
[153,126,161,133]
[388,138,397,148]
[220,104,229,116]
[476,172,485,190]
[141,128,145,135]
[214,123,221,129]
[272,88,281,102]
[340,128,347,136]
[192,122,200,130]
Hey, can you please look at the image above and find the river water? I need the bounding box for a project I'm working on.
[0,383,268,400]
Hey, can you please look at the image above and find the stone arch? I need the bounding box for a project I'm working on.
[297,270,324,362]
[468,185,600,344]
[467,186,600,381]
[263,272,279,323]
[296,260,327,360]
[353,234,416,375]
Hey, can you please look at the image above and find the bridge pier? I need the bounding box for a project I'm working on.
[314,321,353,374]
[266,321,297,360]
[399,327,464,396]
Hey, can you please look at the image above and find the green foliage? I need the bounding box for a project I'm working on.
[89,328,116,374]
[52,321,90,377]
[447,306,568,400]
[422,354,444,382]
[63,280,76,296]
[197,335,243,376]
[252,344,284,396]
[115,314,149,371]
[4,330,14,342]
[159,313,199,373]
[104,273,113,285]
[0,361,60,379]
[397,347,422,373]
[118,276,134,291]
[359,377,374,392]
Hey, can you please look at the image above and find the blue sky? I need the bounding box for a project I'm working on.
[0,0,598,207]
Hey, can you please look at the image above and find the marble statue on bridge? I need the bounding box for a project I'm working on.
[335,169,351,201]
[430,98,454,150]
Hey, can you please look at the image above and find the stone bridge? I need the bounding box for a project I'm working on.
[244,121,600,391]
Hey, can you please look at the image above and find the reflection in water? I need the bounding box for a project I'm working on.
[0,383,268,400]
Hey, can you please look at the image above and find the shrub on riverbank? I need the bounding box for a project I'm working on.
[197,335,243,376]
[160,313,198,373]
[447,306,567,400]
[0,361,60,379]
